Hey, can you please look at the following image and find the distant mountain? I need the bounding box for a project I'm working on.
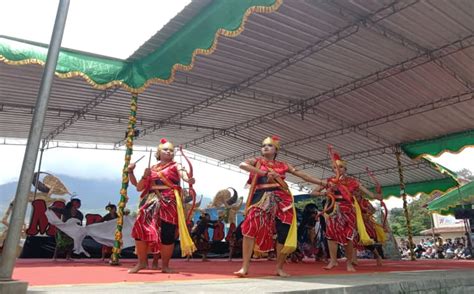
[0,174,214,217]
[0,174,140,216]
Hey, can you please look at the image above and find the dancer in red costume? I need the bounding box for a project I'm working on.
[127,138,196,273]
[311,150,381,271]
[352,189,386,266]
[234,136,326,277]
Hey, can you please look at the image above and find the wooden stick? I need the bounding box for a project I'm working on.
[148,149,153,168]
[133,155,145,164]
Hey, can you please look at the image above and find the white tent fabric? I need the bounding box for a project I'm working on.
[45,210,135,257]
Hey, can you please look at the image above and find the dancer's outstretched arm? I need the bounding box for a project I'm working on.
[310,185,327,197]
[239,158,266,176]
[287,163,327,186]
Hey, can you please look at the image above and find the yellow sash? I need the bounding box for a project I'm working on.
[353,196,375,246]
[245,161,262,213]
[374,222,387,244]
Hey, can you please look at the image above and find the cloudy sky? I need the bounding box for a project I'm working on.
[0,0,192,59]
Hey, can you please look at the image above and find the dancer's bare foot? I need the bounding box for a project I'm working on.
[128,263,147,274]
[162,267,177,273]
[346,262,356,272]
[233,268,248,277]
[376,257,382,267]
[276,269,290,277]
[323,261,338,270]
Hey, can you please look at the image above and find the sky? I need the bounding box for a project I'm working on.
[0,143,473,212]
[0,0,192,59]
[0,144,256,200]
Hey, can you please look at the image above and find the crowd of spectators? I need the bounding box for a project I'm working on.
[399,237,472,260]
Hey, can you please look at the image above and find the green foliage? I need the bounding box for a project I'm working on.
[294,197,324,211]
[457,168,474,180]
[389,194,432,237]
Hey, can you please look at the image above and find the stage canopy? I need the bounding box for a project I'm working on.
[428,181,474,215]
[1,0,473,198]
[402,129,474,160]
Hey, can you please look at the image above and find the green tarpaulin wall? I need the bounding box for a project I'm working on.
[402,129,474,160]
[428,181,474,215]
[374,177,458,199]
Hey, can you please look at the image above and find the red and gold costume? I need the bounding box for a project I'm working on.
[242,157,293,252]
[353,196,387,247]
[131,139,195,256]
[324,176,359,245]
[241,136,297,254]
[358,198,377,241]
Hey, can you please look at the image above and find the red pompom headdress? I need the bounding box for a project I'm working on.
[331,151,346,167]
[157,138,174,152]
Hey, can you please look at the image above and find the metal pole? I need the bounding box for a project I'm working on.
[430,213,436,240]
[464,218,473,259]
[33,140,47,200]
[0,0,70,280]
[395,148,416,261]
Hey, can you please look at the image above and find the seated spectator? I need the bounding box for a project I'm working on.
[100,203,118,261]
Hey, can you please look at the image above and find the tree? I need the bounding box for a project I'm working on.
[389,194,432,237]
[294,197,324,211]
[457,168,474,181]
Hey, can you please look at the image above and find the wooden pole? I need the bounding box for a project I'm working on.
[110,94,138,265]
[395,148,416,261]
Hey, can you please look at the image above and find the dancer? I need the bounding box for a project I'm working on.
[127,138,196,273]
[190,212,214,261]
[311,149,382,271]
[297,203,328,262]
[234,135,326,277]
[228,221,244,261]
[352,190,386,266]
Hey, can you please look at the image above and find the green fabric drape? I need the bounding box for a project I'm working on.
[0,36,127,85]
[402,129,474,159]
[0,0,280,92]
[373,177,458,199]
[428,181,474,215]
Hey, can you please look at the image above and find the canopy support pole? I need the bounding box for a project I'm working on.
[430,213,436,240]
[111,94,138,265]
[33,140,47,200]
[464,218,473,259]
[0,0,70,280]
[395,148,416,261]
